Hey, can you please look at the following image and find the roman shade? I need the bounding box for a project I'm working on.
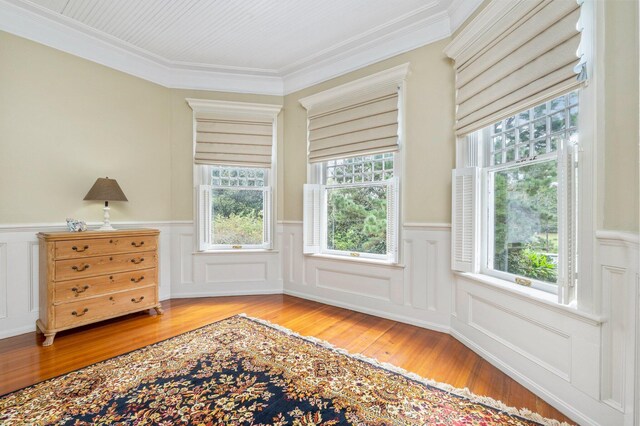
[306,88,400,163]
[446,0,586,136]
[194,115,274,167]
[299,64,409,164]
[186,99,281,169]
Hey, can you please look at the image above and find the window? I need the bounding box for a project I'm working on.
[447,0,589,305]
[299,64,409,263]
[477,92,579,294]
[318,153,397,259]
[198,165,270,249]
[186,98,281,252]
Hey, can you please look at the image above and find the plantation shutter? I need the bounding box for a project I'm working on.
[306,88,400,163]
[194,116,274,167]
[446,0,587,136]
[197,185,212,251]
[386,177,400,263]
[557,140,578,303]
[451,168,480,272]
[263,187,273,249]
[303,184,322,254]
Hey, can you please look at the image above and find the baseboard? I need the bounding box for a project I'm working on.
[284,288,451,334]
[450,327,598,426]
[170,289,284,299]
[0,324,36,340]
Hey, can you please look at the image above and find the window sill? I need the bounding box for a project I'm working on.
[193,249,279,255]
[304,253,405,269]
[454,272,603,325]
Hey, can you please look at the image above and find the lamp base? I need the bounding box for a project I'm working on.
[100,205,117,231]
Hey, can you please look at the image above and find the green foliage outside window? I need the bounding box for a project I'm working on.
[326,185,387,255]
[211,189,264,245]
[493,160,558,283]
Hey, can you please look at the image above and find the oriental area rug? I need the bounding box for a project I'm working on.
[0,315,569,425]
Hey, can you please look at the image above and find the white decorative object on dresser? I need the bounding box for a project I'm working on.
[36,229,162,346]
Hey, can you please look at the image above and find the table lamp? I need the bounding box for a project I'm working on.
[83,177,128,231]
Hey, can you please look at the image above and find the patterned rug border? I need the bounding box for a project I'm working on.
[237,314,572,426]
[0,314,243,400]
[1,313,572,426]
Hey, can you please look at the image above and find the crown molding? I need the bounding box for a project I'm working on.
[186,99,282,120]
[1,0,483,96]
[283,11,449,95]
[447,0,486,32]
[0,0,284,95]
[298,63,410,112]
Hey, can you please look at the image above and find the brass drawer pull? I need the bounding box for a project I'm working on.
[131,296,145,303]
[71,308,88,317]
[71,285,89,295]
[131,241,145,247]
[71,245,89,252]
[130,276,145,283]
[71,264,90,272]
[130,258,144,264]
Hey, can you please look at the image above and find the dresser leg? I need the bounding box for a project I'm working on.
[153,305,164,315]
[42,333,56,346]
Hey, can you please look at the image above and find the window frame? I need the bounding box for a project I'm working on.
[481,152,562,295]
[310,153,400,262]
[462,91,581,299]
[196,165,273,251]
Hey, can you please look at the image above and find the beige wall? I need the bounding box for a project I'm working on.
[168,89,283,221]
[282,39,456,223]
[0,31,172,224]
[2,4,638,232]
[0,32,284,225]
[603,0,639,232]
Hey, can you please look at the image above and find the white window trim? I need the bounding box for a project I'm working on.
[187,99,281,253]
[457,92,582,301]
[480,149,563,296]
[197,166,272,251]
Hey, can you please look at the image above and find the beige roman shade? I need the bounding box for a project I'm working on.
[446,0,586,136]
[306,88,400,163]
[194,115,274,168]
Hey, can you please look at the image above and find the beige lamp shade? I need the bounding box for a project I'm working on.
[83,177,128,202]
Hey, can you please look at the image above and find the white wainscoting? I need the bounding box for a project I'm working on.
[169,223,283,298]
[0,222,176,339]
[282,222,453,332]
[451,232,639,426]
[1,220,638,425]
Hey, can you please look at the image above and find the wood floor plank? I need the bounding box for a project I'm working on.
[0,295,574,424]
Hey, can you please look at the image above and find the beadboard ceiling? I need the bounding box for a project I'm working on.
[0,0,483,94]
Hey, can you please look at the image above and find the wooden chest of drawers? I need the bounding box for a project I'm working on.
[36,229,162,346]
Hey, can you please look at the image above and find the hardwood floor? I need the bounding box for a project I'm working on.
[0,295,574,424]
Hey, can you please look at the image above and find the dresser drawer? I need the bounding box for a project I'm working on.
[55,235,157,259]
[54,268,157,303]
[55,251,157,281]
[54,286,156,329]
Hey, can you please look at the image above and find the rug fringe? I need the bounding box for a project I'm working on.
[237,313,572,426]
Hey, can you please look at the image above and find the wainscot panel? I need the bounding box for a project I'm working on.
[282,222,453,333]
[169,223,283,298]
[451,231,639,426]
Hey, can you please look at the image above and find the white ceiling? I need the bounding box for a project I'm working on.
[0,0,483,94]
